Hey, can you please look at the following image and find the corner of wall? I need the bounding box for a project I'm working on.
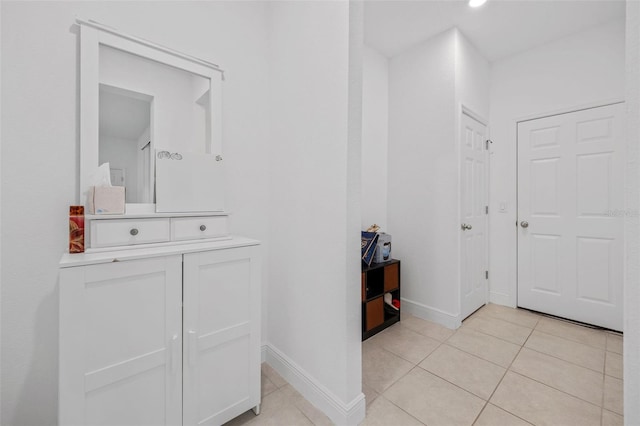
[263,343,366,426]
[624,0,640,423]
[0,1,3,420]
[265,2,363,424]
[401,298,462,329]
[361,45,390,231]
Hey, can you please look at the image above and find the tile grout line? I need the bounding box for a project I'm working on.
[444,335,520,370]
[395,309,538,424]
[371,364,434,425]
[371,319,504,424]
[375,393,428,426]
[601,355,605,426]
[506,370,605,414]
[523,344,606,374]
[369,332,448,426]
[412,361,488,401]
[502,319,612,413]
[523,333,607,375]
[367,310,622,425]
[469,316,538,426]
[507,366,606,409]
[462,319,533,347]
[475,309,611,351]
[534,328,608,351]
[363,337,445,393]
[475,311,541,329]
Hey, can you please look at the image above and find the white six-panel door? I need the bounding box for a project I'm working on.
[183,246,261,425]
[59,256,183,425]
[460,112,489,320]
[517,103,624,331]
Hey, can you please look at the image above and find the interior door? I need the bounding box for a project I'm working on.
[183,246,261,425]
[460,112,489,320]
[517,103,624,331]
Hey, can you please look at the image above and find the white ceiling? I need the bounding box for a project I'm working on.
[364,0,625,61]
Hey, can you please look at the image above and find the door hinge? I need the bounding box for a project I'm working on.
[485,205,489,214]
[485,139,493,150]
[485,270,489,279]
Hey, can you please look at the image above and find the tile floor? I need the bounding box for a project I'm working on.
[226,303,624,426]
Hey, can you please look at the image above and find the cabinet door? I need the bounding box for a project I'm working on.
[365,297,384,331]
[59,256,183,426]
[183,246,261,425]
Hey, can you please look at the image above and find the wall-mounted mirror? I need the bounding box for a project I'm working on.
[78,19,224,213]
[99,84,152,203]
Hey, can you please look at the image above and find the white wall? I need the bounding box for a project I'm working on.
[454,30,490,122]
[624,1,640,422]
[361,46,388,231]
[387,28,489,327]
[0,2,271,424]
[266,2,364,423]
[488,20,626,306]
[0,1,3,418]
[388,29,459,322]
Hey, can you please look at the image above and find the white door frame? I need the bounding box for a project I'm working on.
[510,98,626,309]
[458,104,490,320]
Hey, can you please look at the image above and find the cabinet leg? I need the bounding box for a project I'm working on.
[252,404,261,416]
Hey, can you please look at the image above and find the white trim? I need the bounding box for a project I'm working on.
[261,345,267,363]
[263,344,365,426]
[489,291,514,308]
[76,18,224,75]
[461,104,488,126]
[401,297,461,329]
[514,98,625,124]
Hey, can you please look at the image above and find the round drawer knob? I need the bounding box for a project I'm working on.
[130,228,139,236]
[199,225,207,231]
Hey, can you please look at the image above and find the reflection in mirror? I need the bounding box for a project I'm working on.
[98,44,213,206]
[99,85,152,203]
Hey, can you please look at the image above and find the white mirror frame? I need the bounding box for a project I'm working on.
[77,18,224,213]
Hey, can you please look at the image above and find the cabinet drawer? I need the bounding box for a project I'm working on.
[91,218,170,248]
[171,216,229,241]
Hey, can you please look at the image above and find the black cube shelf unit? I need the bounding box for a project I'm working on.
[361,259,400,340]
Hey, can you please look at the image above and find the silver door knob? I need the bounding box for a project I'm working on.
[461,223,472,230]
[520,221,529,228]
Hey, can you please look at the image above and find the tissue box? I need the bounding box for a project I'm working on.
[88,186,125,214]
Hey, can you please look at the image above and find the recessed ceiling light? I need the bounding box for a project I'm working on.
[469,0,487,8]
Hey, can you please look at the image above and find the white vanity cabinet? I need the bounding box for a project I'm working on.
[66,18,259,425]
[59,238,261,426]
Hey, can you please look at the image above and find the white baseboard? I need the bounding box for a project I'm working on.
[261,344,267,363]
[263,343,366,426]
[401,297,461,329]
[489,291,515,307]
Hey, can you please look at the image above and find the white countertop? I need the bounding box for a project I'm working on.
[59,235,260,268]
